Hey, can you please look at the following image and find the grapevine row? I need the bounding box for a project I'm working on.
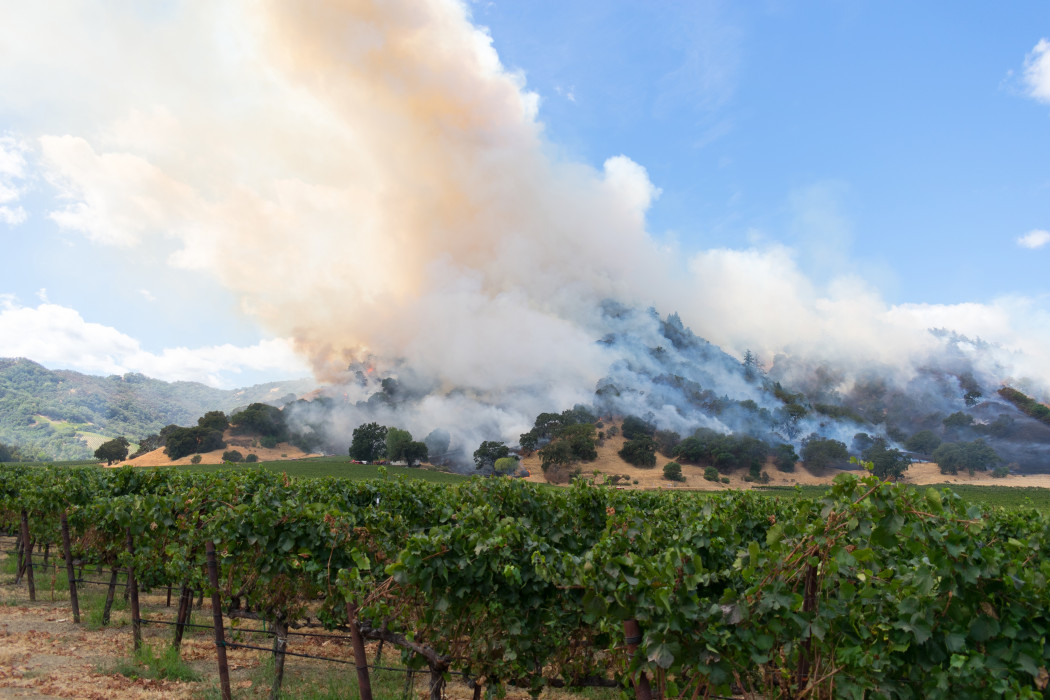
[1,464,1048,699]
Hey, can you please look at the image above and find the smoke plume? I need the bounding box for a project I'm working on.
[3,1,1049,457]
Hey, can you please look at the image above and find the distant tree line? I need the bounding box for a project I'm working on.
[998,387,1050,427]
[348,422,430,468]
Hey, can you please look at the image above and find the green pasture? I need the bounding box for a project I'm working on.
[175,456,471,484]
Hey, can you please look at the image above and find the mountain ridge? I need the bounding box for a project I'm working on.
[0,357,314,460]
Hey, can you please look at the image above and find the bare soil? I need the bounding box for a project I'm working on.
[0,543,611,699]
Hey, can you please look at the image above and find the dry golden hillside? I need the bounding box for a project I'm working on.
[519,420,1050,490]
[110,428,319,468]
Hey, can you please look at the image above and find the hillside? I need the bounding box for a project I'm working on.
[0,358,314,460]
[113,427,319,467]
[519,419,1050,490]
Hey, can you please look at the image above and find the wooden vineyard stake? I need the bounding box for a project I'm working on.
[623,619,652,700]
[19,510,35,601]
[60,511,80,623]
[205,539,232,700]
[126,528,142,651]
[346,601,374,700]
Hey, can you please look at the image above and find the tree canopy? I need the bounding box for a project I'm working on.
[198,410,229,432]
[94,436,130,465]
[932,439,999,476]
[349,422,388,462]
[230,403,288,441]
[385,427,428,467]
[164,426,226,460]
[800,435,849,469]
[861,438,909,480]
[474,440,510,471]
[619,435,657,468]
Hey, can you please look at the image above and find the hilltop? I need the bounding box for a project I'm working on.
[111,426,319,467]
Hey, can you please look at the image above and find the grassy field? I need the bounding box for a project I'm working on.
[174,456,473,484]
[7,457,1050,507]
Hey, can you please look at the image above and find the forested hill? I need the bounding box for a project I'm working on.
[0,358,314,460]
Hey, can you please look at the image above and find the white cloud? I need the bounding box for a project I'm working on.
[1024,38,1050,103]
[1018,229,1050,249]
[0,300,309,388]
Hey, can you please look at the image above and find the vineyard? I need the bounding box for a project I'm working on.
[1,465,1049,699]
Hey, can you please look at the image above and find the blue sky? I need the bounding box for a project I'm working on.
[477,2,1050,303]
[0,1,1048,390]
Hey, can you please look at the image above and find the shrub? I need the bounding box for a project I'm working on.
[991,465,1010,478]
[190,455,201,464]
[720,476,730,484]
[222,450,243,463]
[663,462,684,482]
[493,456,519,475]
[703,466,718,482]
[244,453,259,463]
[260,435,279,449]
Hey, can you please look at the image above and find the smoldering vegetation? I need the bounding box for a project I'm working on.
[282,302,1050,473]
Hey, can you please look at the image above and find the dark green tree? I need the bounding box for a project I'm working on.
[474,440,510,471]
[904,430,941,454]
[942,411,975,430]
[519,430,539,455]
[198,410,229,432]
[862,438,910,480]
[654,429,681,457]
[539,440,575,473]
[164,427,225,460]
[0,442,21,462]
[401,441,429,468]
[932,439,999,476]
[800,435,849,469]
[230,403,288,441]
[619,436,657,468]
[774,443,799,472]
[742,349,761,380]
[663,461,684,481]
[94,436,130,465]
[386,428,413,463]
[621,415,656,441]
[349,422,388,462]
